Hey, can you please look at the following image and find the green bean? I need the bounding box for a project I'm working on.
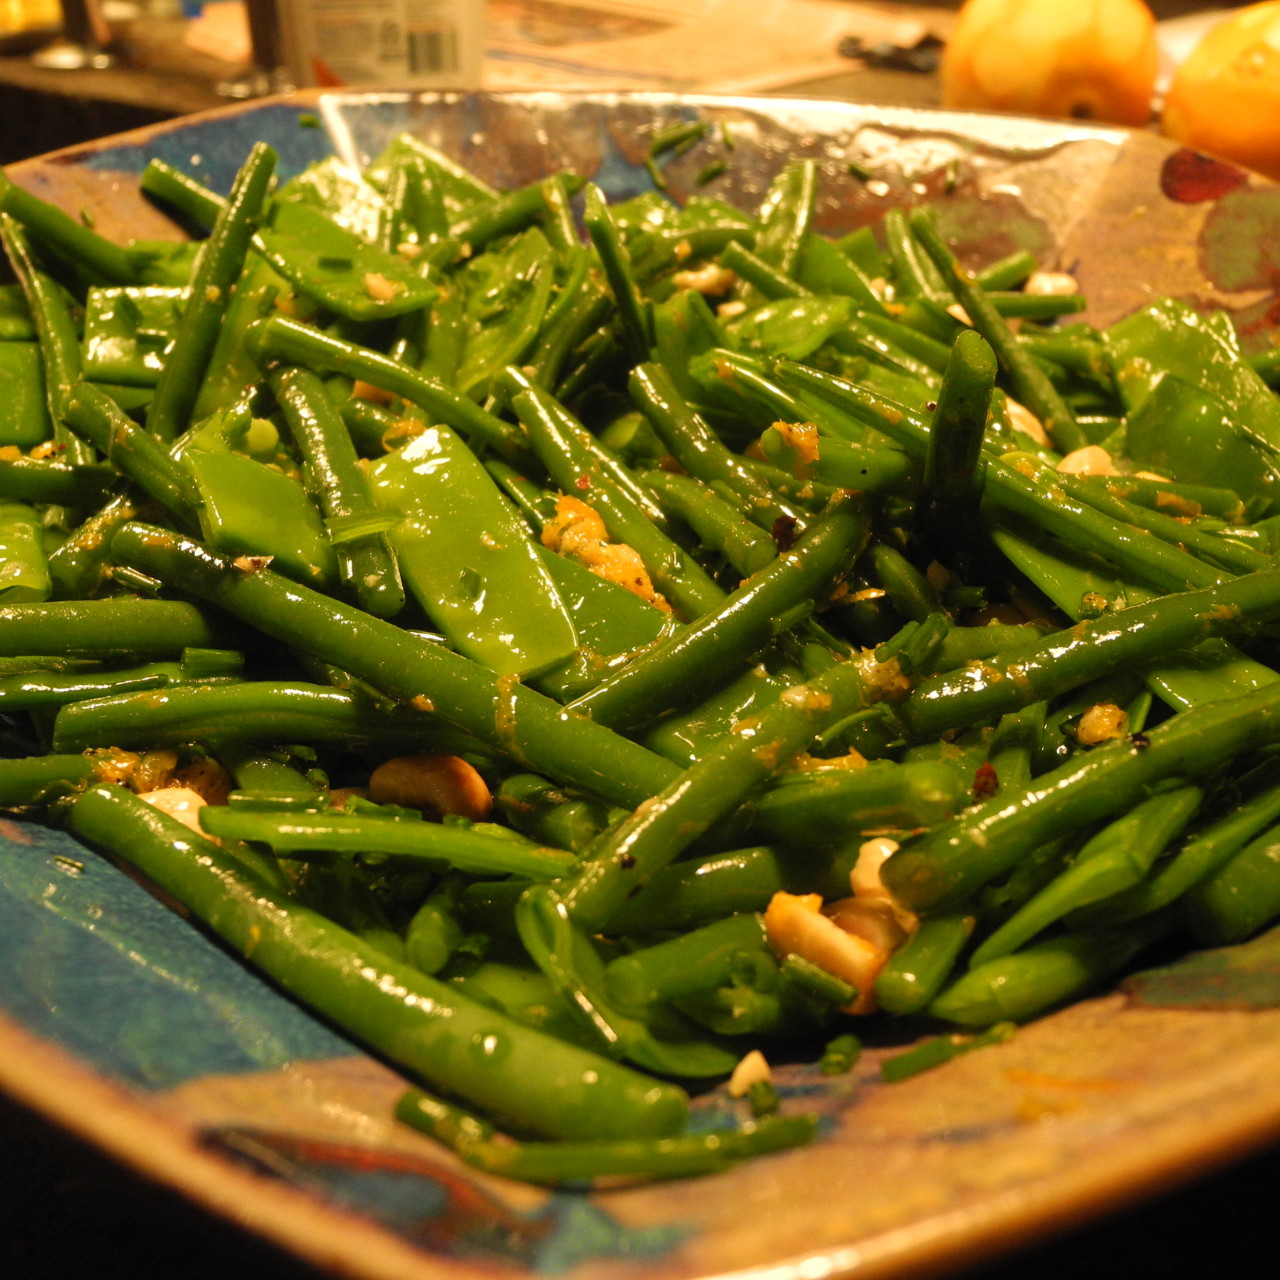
[109,523,679,808]
[737,758,967,846]
[874,913,975,1015]
[606,845,855,933]
[1078,759,1280,926]
[868,541,944,625]
[247,316,524,455]
[719,240,805,300]
[605,913,768,1013]
[776,362,1224,593]
[0,753,100,807]
[0,654,234,712]
[146,144,276,443]
[561,655,876,933]
[495,773,617,854]
[908,208,1086,453]
[759,426,915,495]
[928,915,1174,1027]
[1186,825,1280,946]
[0,456,116,508]
[968,784,1203,965]
[63,383,197,520]
[200,806,577,881]
[883,679,1280,912]
[882,207,947,303]
[924,329,996,518]
[880,1021,1016,1081]
[631,361,805,531]
[51,680,482,754]
[270,365,405,619]
[0,170,138,284]
[985,292,1086,320]
[0,501,49,603]
[507,377,724,621]
[1092,474,1246,525]
[139,158,225,229]
[568,498,867,730]
[1058,471,1269,576]
[0,598,227,658]
[451,174,582,252]
[68,783,687,1142]
[0,215,92,463]
[639,470,778,575]
[899,566,1280,738]
[583,183,652,365]
[975,249,1037,291]
[396,1087,814,1184]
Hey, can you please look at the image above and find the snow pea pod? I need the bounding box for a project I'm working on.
[751,159,816,282]
[369,421,577,678]
[454,226,555,397]
[257,201,439,323]
[1123,371,1280,514]
[187,447,338,588]
[68,783,689,1143]
[0,502,48,603]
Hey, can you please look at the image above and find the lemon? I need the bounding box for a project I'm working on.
[1163,2,1280,181]
[942,0,1158,127]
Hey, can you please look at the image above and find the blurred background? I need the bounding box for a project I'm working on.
[0,0,1261,164]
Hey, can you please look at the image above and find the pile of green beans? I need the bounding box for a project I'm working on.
[5,124,1280,1185]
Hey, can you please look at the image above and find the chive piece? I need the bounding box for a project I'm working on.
[880,1022,1017,1083]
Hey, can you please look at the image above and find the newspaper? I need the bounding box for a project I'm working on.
[483,0,952,94]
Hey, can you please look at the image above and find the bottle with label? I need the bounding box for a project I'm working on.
[277,0,483,89]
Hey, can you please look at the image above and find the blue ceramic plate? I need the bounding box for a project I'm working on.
[6,91,1280,1280]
